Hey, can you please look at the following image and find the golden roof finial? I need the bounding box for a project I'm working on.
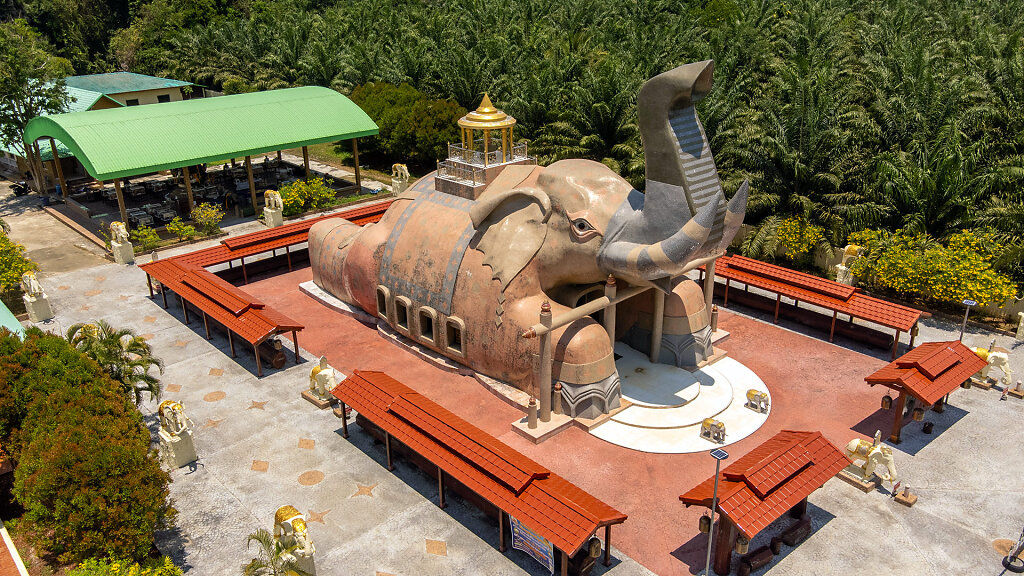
[458,93,516,130]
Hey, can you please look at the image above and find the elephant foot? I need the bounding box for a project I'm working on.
[624,324,713,368]
[558,372,622,419]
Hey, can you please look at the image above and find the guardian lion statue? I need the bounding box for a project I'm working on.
[845,430,898,484]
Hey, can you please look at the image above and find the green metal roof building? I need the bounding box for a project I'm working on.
[25,85,379,224]
[63,72,192,95]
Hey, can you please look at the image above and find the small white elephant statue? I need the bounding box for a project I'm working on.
[700,418,726,443]
[264,190,284,211]
[745,389,770,413]
[20,271,43,297]
[158,400,194,436]
[971,346,1014,388]
[845,430,898,484]
[111,221,130,244]
[275,505,315,570]
[309,355,337,400]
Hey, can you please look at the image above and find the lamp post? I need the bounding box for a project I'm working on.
[702,448,729,576]
[959,299,977,342]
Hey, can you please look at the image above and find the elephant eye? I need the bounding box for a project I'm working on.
[572,219,595,232]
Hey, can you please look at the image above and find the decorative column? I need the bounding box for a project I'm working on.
[539,301,553,422]
[650,289,665,363]
[603,276,617,343]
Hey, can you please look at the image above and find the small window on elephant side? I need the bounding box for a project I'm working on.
[376,288,387,318]
[396,300,409,330]
[419,310,434,342]
[446,321,463,353]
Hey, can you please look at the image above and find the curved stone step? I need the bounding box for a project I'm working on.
[590,357,771,454]
[615,344,704,408]
[611,361,734,429]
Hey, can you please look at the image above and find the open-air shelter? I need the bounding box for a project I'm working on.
[865,341,987,443]
[680,430,848,575]
[23,86,378,227]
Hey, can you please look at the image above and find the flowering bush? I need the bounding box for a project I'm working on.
[776,217,825,265]
[0,233,36,293]
[129,225,160,252]
[190,203,224,235]
[848,229,1017,305]
[165,217,196,241]
[278,178,337,217]
[68,557,182,576]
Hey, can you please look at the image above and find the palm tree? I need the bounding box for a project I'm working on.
[66,320,163,405]
[242,528,310,576]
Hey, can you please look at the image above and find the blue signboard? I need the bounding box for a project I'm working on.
[509,514,554,574]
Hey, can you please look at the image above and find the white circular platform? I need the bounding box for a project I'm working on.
[590,344,771,454]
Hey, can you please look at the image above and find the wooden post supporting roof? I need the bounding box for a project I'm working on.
[113,178,129,227]
[245,156,258,216]
[889,390,907,444]
[182,165,195,212]
[352,139,362,190]
[48,138,67,198]
[302,146,310,180]
[713,516,738,575]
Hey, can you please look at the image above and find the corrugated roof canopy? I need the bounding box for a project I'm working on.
[63,72,192,94]
[24,86,378,180]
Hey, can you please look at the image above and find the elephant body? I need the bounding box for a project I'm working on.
[845,436,898,484]
[275,505,315,569]
[972,347,1013,387]
[309,61,747,419]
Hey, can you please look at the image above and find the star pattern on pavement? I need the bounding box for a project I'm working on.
[173,340,189,348]
[203,418,223,429]
[306,509,330,524]
[351,483,378,498]
[248,400,268,410]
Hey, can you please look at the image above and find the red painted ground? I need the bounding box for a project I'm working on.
[242,269,890,576]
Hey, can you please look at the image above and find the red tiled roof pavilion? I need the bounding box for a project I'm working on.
[865,341,986,443]
[331,370,626,574]
[680,430,848,575]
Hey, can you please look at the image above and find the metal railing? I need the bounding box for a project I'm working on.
[447,141,530,167]
[437,160,485,186]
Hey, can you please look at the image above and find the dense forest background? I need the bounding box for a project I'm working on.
[4,0,1023,295]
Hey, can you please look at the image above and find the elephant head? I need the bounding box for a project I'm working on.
[158,400,192,436]
[870,446,898,484]
[470,60,747,294]
[274,506,315,558]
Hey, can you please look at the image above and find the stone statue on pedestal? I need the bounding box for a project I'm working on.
[264,190,284,228]
[275,505,316,575]
[303,355,340,409]
[21,271,53,323]
[834,244,864,286]
[391,163,410,194]
[844,430,898,485]
[110,221,134,265]
[158,400,198,468]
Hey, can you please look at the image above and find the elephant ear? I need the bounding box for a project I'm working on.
[470,187,552,291]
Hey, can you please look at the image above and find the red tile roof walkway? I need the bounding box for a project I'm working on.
[140,200,391,347]
[332,370,627,557]
[679,430,848,539]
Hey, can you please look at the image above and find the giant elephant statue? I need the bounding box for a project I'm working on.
[309,61,747,418]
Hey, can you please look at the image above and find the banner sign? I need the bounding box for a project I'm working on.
[509,514,554,574]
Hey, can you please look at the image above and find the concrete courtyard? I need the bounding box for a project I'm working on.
[4,184,1024,575]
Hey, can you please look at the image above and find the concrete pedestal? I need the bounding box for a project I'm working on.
[302,389,337,409]
[293,555,315,575]
[264,207,283,228]
[23,294,53,323]
[111,240,134,264]
[838,466,878,492]
[159,429,197,468]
